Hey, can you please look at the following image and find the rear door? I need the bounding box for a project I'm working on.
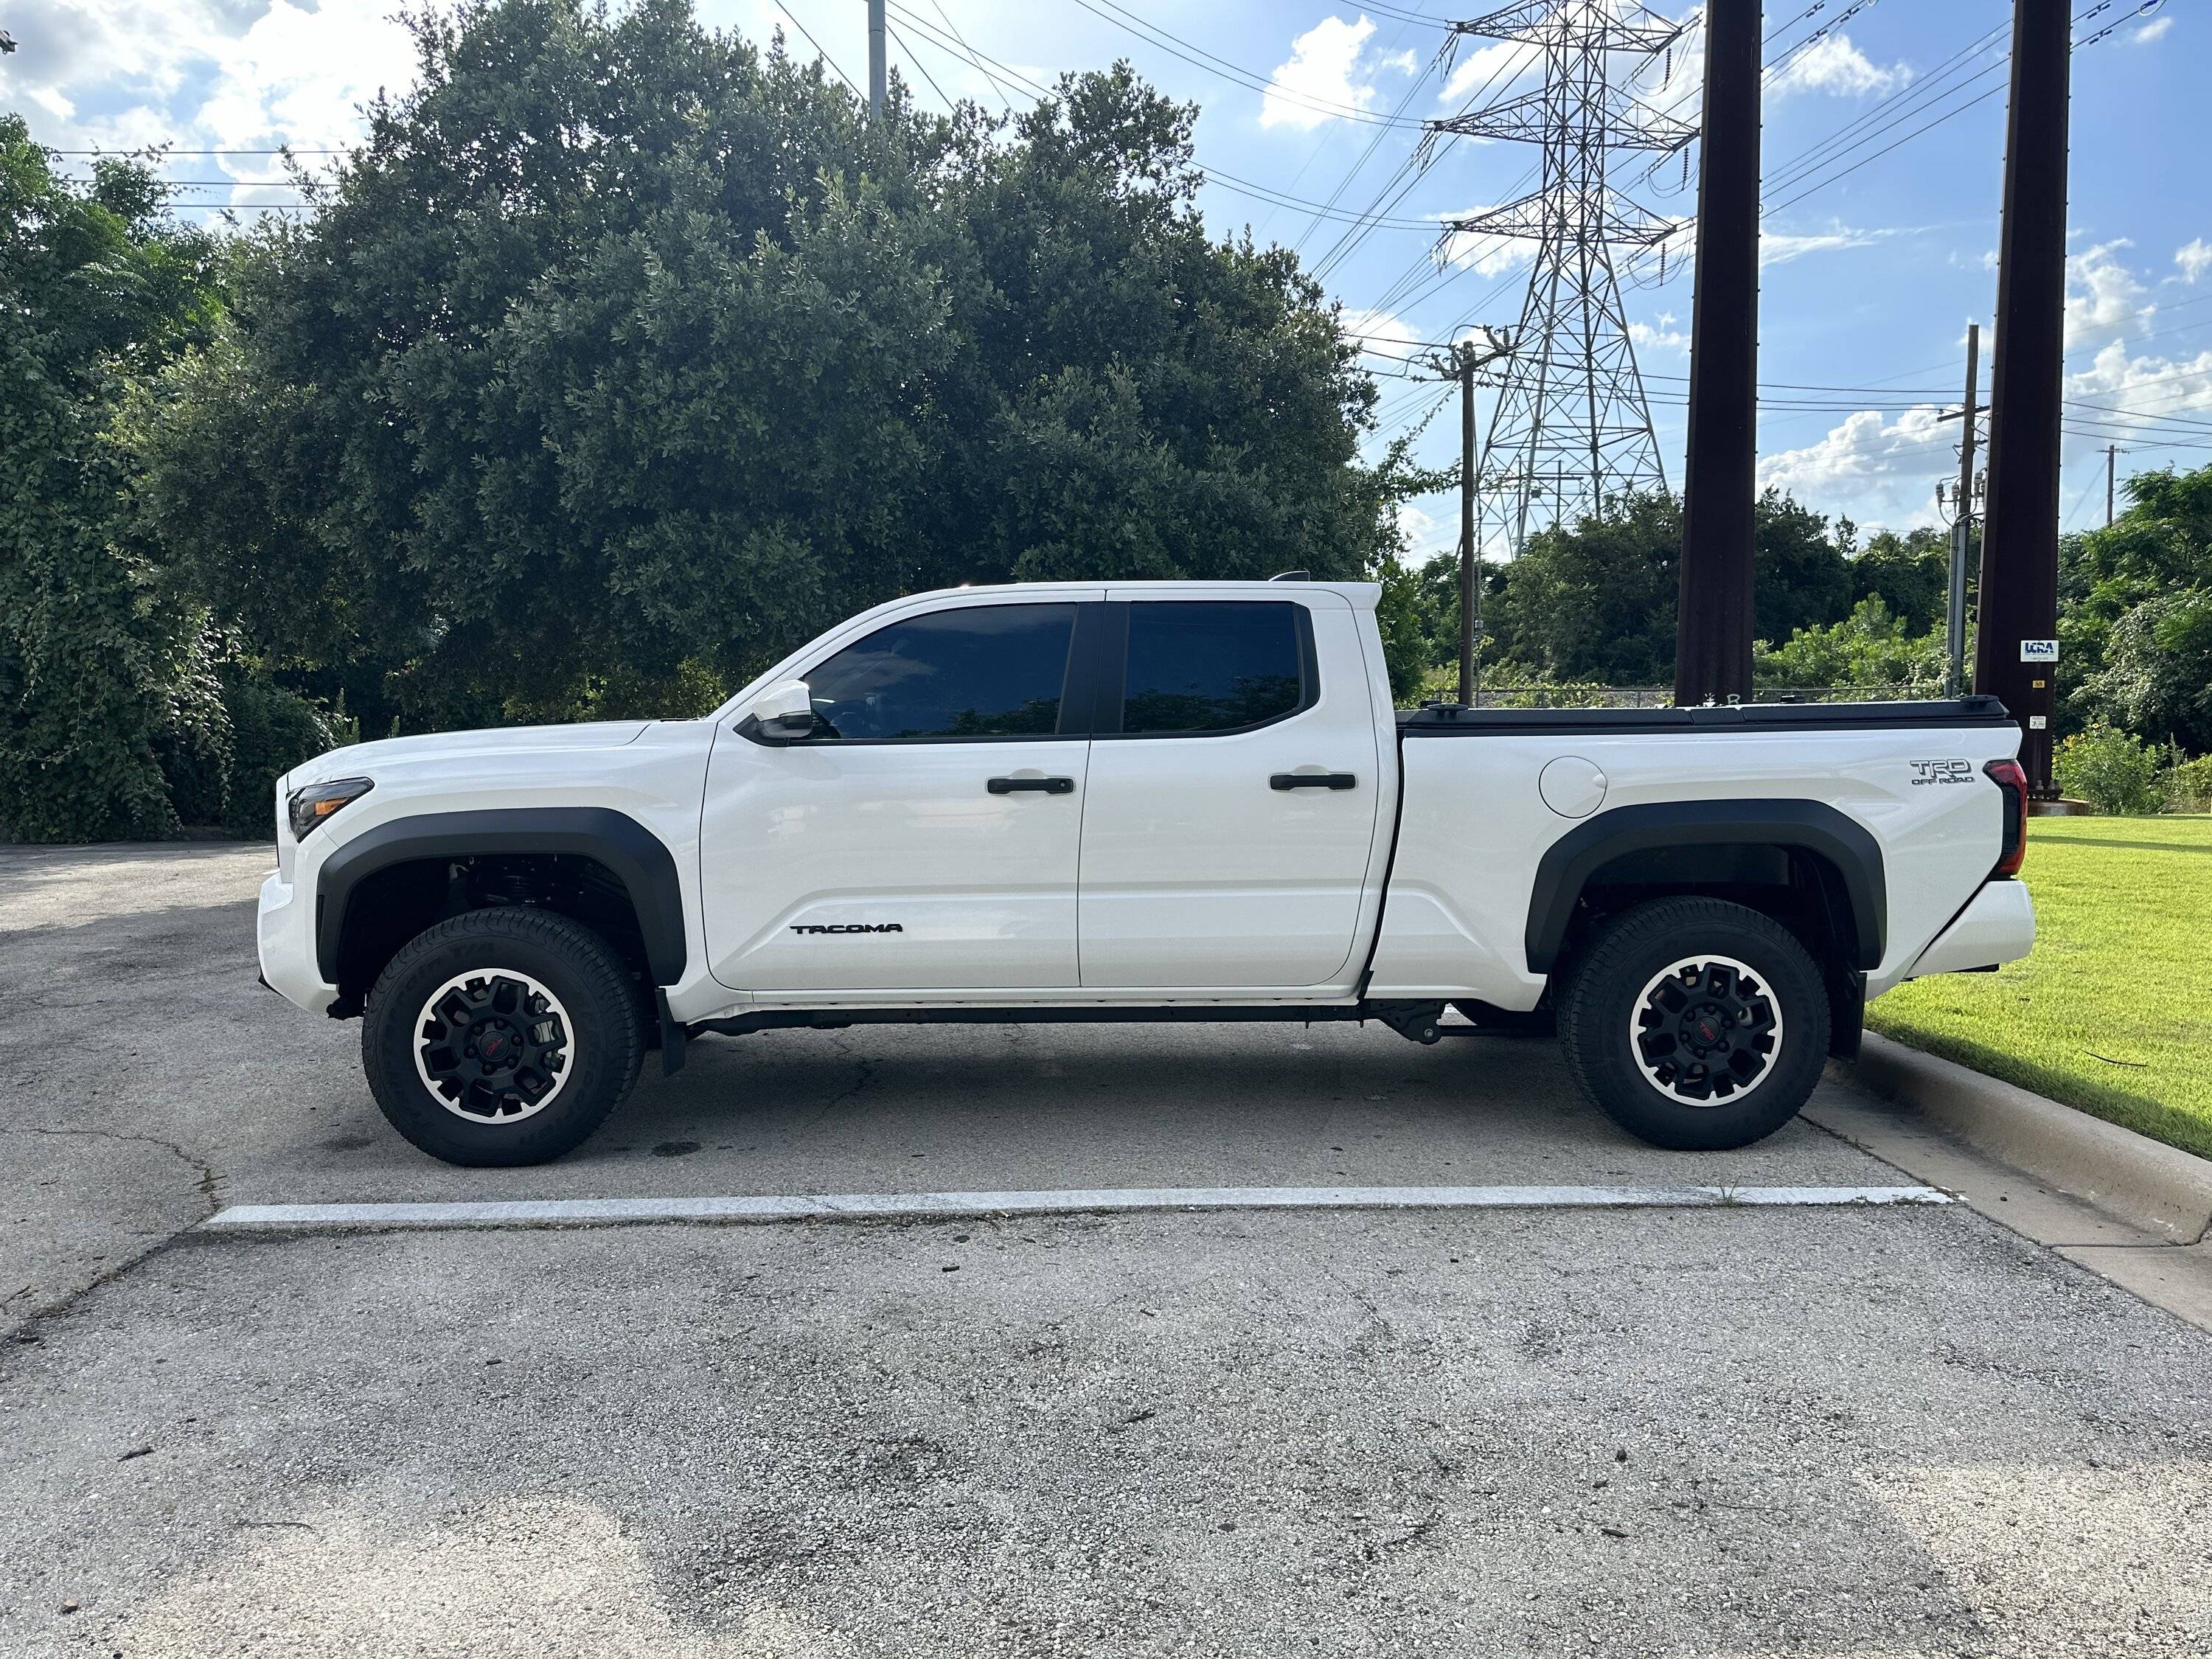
[700,597,1097,994]
[1075,594,1385,989]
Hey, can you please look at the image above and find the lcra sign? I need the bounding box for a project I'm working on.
[2020,639,2059,663]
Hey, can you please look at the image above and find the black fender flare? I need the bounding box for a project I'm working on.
[1523,799,1887,975]
[315,807,687,984]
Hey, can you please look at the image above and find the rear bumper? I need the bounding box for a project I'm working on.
[1905,878,2036,978]
[257,870,340,1015]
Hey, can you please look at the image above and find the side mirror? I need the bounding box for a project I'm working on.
[746,678,818,742]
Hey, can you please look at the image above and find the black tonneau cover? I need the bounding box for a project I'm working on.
[1398,694,2014,736]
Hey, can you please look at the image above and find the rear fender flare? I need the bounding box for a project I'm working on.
[1524,799,1887,975]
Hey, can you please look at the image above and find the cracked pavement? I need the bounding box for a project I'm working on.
[4,842,2212,1657]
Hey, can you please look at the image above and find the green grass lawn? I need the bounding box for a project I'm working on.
[1867,813,2212,1161]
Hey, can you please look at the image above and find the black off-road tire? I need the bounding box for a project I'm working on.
[1557,897,1830,1152]
[362,908,644,1167]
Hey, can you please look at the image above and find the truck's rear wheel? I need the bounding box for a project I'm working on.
[363,908,643,1166]
[1557,897,1829,1151]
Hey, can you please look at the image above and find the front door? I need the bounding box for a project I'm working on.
[1077,596,1384,989]
[700,597,1094,995]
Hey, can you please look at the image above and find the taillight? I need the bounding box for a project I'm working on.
[1984,757,2027,877]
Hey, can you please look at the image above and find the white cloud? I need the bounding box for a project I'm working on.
[1262,14,1382,131]
[1769,33,1910,99]
[1756,406,1956,529]
[196,0,418,166]
[1438,221,1537,278]
[1630,316,1688,354]
[2067,339,2212,430]
[1340,306,1419,357]
[1437,38,1540,108]
[2067,240,2151,349]
[2176,239,2212,284]
[2132,14,2175,44]
[0,0,415,209]
[1761,223,1891,268]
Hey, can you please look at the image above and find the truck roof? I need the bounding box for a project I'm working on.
[900,579,1382,609]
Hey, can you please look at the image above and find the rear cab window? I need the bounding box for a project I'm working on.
[1113,601,1314,736]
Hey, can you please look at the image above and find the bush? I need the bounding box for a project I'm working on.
[217,669,352,838]
[2053,723,2168,815]
[2165,753,2212,815]
[150,653,353,838]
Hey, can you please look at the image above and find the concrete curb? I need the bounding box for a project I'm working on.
[1835,1031,2212,1245]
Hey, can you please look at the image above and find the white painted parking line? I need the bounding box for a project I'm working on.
[199,1183,1952,1233]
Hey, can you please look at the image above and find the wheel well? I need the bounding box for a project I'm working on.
[329,853,652,1016]
[1551,841,1868,1059]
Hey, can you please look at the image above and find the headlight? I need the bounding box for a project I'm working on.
[288,777,374,841]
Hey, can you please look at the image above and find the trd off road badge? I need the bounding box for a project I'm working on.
[789,923,905,935]
[1908,759,1975,787]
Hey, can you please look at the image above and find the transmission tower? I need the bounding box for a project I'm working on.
[1430,1,1690,551]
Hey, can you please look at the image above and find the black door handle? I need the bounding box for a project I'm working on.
[1271,772,1357,790]
[987,776,1075,794]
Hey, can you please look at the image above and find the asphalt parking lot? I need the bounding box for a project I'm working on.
[4,843,2211,1657]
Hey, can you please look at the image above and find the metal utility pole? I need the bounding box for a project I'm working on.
[2106,444,2118,526]
[868,0,887,117]
[1975,0,2070,796]
[1429,2,1688,552]
[1947,324,1982,698]
[1426,331,1517,705]
[1461,360,1478,705]
[1674,0,1761,708]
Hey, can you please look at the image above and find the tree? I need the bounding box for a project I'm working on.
[1485,493,1682,684]
[0,119,223,838]
[2056,463,2212,749]
[134,1,1411,730]
[1755,597,1945,695]
[1849,526,1951,636]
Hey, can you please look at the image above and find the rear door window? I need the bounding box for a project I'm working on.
[1119,602,1310,735]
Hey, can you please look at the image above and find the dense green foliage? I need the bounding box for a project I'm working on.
[131,0,1418,736]
[1396,492,1954,692]
[0,117,344,841]
[2053,723,2169,815]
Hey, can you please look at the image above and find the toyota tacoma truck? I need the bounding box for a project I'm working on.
[257,580,2034,1166]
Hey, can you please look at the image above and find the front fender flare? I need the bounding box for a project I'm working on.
[314,807,686,985]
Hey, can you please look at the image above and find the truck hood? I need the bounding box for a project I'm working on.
[289,720,656,787]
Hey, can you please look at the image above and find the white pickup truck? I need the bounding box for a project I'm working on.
[257,580,2034,1166]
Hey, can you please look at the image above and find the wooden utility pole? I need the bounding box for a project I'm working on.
[1427,331,1515,706]
[1674,0,1762,707]
[1975,0,2070,796]
[868,0,886,117]
[1949,324,1980,698]
[2107,445,2118,526]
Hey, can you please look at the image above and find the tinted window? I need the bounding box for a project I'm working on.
[1121,602,1306,734]
[805,605,1076,741]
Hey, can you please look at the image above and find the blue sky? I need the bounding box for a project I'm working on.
[6,0,2208,557]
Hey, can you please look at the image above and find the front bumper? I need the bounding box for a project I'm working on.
[257,869,340,1015]
[1907,878,2037,978]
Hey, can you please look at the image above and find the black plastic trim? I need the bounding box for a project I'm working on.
[315,807,687,984]
[1523,799,1888,974]
[1402,695,2014,737]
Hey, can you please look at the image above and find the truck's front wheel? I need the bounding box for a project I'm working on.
[362,908,644,1166]
[1557,897,1829,1152]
